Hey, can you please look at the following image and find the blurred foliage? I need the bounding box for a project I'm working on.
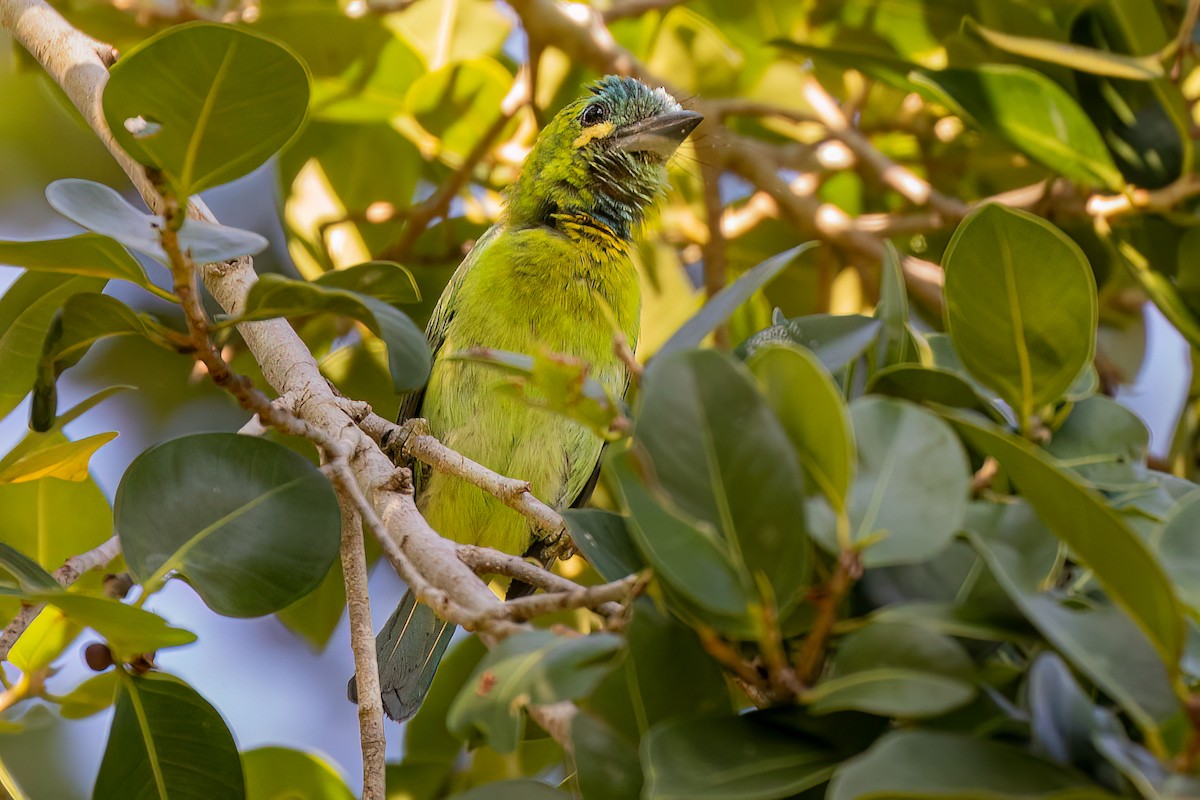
[7,0,1200,798]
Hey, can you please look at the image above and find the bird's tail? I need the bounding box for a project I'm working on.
[347,588,455,721]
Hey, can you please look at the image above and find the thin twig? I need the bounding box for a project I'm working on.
[0,536,121,661]
[336,494,386,799]
[794,550,861,684]
[360,415,569,544]
[485,573,643,623]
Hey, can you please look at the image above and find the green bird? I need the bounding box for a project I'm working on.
[357,76,701,721]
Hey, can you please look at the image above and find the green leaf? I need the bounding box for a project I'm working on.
[310,261,421,304]
[102,21,310,197]
[810,397,969,566]
[237,273,430,392]
[656,244,813,361]
[9,605,81,676]
[637,349,811,609]
[447,630,622,753]
[447,782,566,800]
[94,672,245,800]
[943,204,1098,431]
[37,594,196,660]
[966,19,1163,80]
[872,241,911,369]
[828,730,1114,800]
[389,0,511,65]
[748,342,854,514]
[0,432,117,484]
[572,712,643,800]
[736,313,882,372]
[564,509,644,582]
[611,450,753,633]
[385,763,451,800]
[32,293,171,428]
[585,600,730,741]
[806,621,976,718]
[274,560,347,652]
[115,433,341,617]
[1157,489,1200,615]
[0,476,112,607]
[947,410,1185,675]
[964,500,1181,732]
[1045,396,1150,491]
[0,234,151,288]
[0,543,59,593]
[45,179,269,265]
[405,58,515,162]
[642,713,839,800]
[58,671,119,719]
[868,364,1004,421]
[912,65,1124,190]
[243,747,354,800]
[0,271,107,421]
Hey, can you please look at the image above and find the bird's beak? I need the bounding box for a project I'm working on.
[611,109,703,157]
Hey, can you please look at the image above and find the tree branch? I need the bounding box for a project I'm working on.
[336,494,386,800]
[0,536,121,661]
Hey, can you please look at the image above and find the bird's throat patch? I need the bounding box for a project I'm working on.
[573,121,615,148]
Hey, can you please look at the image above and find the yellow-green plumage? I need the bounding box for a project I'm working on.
[361,76,701,721]
[420,225,640,555]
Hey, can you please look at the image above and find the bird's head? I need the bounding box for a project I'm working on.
[506,76,702,243]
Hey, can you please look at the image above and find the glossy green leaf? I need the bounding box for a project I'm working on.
[572,712,643,800]
[1158,489,1200,615]
[748,342,854,513]
[0,271,107,420]
[45,179,269,265]
[237,272,430,392]
[243,747,354,800]
[103,22,310,197]
[967,19,1163,80]
[564,509,644,582]
[656,244,813,361]
[0,432,117,483]
[612,452,755,634]
[0,543,59,593]
[807,621,975,718]
[642,713,839,800]
[913,65,1123,189]
[58,671,120,720]
[115,433,341,617]
[948,410,1185,673]
[0,476,112,610]
[1045,396,1150,490]
[447,630,622,753]
[637,349,810,608]
[964,500,1181,731]
[37,594,196,660]
[737,314,882,372]
[868,364,1003,420]
[944,204,1098,431]
[274,560,347,652]
[585,600,730,741]
[33,293,170,428]
[810,397,969,566]
[94,672,244,800]
[828,730,1114,800]
[9,605,81,675]
[0,234,151,288]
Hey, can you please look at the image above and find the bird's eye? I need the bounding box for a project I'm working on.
[579,103,609,127]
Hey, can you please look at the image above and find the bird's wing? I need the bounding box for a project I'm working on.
[396,224,504,423]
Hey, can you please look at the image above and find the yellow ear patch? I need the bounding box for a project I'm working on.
[572,120,615,148]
